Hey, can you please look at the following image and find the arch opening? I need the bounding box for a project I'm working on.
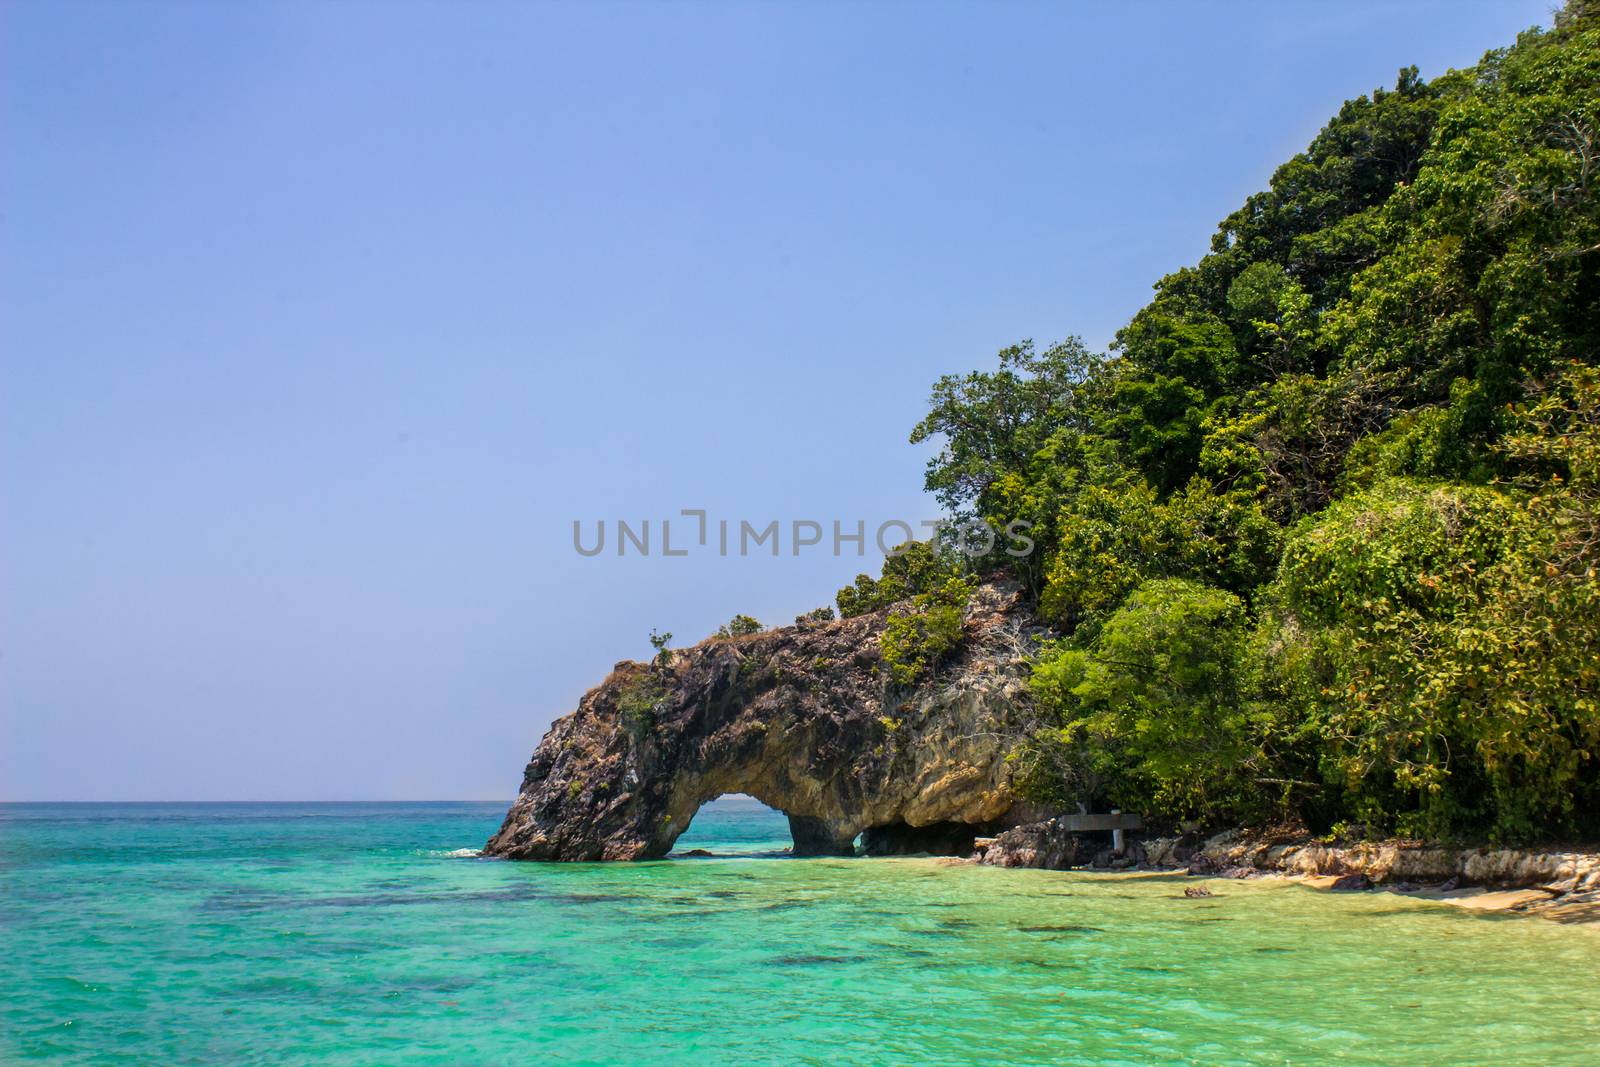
[668,794,792,857]
[858,820,986,857]
[667,794,994,859]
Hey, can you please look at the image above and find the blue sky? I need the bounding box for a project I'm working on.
[2,1,1551,800]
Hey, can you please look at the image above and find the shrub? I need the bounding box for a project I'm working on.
[1261,475,1600,839]
[836,539,962,618]
[715,614,763,638]
[1007,722,1094,809]
[617,672,667,737]
[879,577,974,686]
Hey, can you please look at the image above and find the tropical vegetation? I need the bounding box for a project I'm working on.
[840,3,1600,842]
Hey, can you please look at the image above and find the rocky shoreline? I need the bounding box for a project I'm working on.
[973,817,1600,927]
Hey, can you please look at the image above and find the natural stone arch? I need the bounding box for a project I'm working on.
[485,582,1043,860]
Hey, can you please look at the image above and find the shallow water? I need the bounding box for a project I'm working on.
[2,798,1596,1064]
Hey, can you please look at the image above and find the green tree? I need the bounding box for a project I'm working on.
[1030,579,1259,820]
[647,629,673,669]
[715,615,763,639]
[910,338,1101,516]
[1038,478,1277,635]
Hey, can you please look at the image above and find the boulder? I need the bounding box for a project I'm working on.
[976,817,1084,870]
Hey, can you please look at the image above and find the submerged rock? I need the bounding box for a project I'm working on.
[486,581,1046,861]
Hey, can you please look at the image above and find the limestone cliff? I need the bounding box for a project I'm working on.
[485,581,1046,860]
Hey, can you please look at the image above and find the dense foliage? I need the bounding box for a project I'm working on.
[853,3,1600,841]
[836,539,964,618]
[880,577,975,687]
[1028,579,1259,821]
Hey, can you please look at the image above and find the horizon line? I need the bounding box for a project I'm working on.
[0,798,516,805]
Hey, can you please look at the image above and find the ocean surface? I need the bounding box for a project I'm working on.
[3,798,1597,1065]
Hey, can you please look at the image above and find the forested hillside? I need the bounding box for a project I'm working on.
[845,1,1600,842]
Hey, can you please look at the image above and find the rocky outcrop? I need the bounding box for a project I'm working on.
[974,817,1084,870]
[485,581,1047,860]
[1178,829,1600,890]
[1164,830,1600,924]
[971,820,1600,898]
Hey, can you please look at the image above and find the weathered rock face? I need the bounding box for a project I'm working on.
[485,581,1047,861]
[1183,829,1600,889]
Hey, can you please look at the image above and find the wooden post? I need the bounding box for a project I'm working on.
[1111,809,1125,856]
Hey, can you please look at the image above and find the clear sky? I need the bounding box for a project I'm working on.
[1,1,1552,801]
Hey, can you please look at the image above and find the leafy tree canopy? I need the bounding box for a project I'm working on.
[857,3,1600,841]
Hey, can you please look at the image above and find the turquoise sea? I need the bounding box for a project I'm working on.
[3,798,1597,1065]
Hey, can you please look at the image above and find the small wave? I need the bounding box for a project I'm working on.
[418,847,482,859]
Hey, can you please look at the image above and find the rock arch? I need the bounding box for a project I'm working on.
[484,582,1042,860]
